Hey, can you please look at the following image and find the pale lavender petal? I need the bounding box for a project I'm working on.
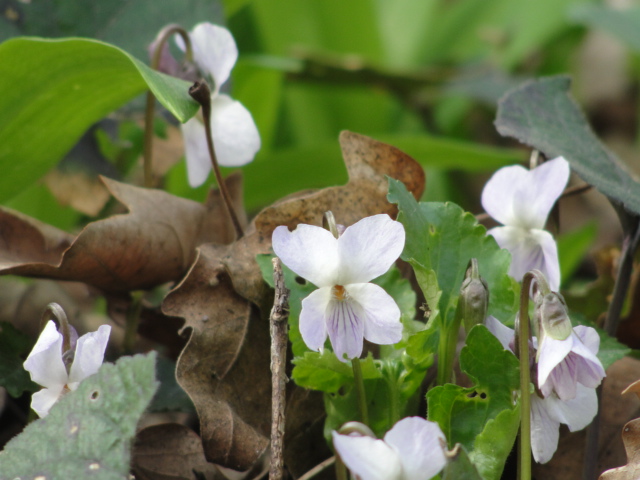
[179,23,237,92]
[573,325,600,354]
[484,316,515,352]
[566,337,605,389]
[23,321,68,390]
[530,394,561,464]
[68,325,111,389]
[539,350,578,400]
[31,387,64,418]
[488,226,559,289]
[332,432,403,480]
[336,215,405,284]
[181,118,212,188]
[272,224,340,287]
[546,384,598,432]
[299,288,331,352]
[384,417,447,480]
[347,283,402,346]
[537,336,572,396]
[481,157,569,230]
[210,94,261,167]
[326,298,365,361]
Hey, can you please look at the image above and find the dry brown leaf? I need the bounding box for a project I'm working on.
[0,174,244,293]
[600,418,640,480]
[162,131,425,472]
[132,423,224,480]
[44,169,111,216]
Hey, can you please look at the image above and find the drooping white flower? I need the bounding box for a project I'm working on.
[24,321,111,418]
[481,157,570,291]
[272,214,404,361]
[332,417,447,480]
[537,325,605,401]
[177,23,261,187]
[530,384,597,464]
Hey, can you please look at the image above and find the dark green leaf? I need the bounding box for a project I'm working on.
[292,351,381,393]
[0,37,198,203]
[495,76,640,215]
[0,322,38,397]
[148,356,194,413]
[0,353,158,479]
[571,5,640,52]
[442,444,484,480]
[557,222,598,284]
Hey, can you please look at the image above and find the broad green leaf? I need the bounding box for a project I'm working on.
[0,322,38,397]
[571,5,640,52]
[469,403,520,480]
[0,37,198,203]
[427,326,520,454]
[495,76,640,215]
[0,353,158,479]
[442,444,484,480]
[292,351,381,393]
[148,356,194,413]
[388,178,519,325]
[557,222,598,284]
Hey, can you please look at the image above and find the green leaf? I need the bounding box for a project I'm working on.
[442,444,485,480]
[557,222,598,284]
[0,37,198,203]
[0,353,159,479]
[148,356,194,413]
[427,326,520,456]
[292,351,381,393]
[0,322,38,397]
[571,5,640,52]
[388,178,519,325]
[495,76,640,215]
[469,404,521,480]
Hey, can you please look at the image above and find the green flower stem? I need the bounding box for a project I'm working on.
[334,455,348,480]
[437,319,461,386]
[516,273,534,480]
[351,357,369,426]
[143,24,192,188]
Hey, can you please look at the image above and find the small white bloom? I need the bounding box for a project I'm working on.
[530,384,597,464]
[332,417,447,480]
[272,214,404,361]
[24,321,111,418]
[481,157,570,291]
[537,325,605,401]
[177,23,261,187]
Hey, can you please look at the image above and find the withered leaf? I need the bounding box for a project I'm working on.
[162,131,425,472]
[600,418,640,480]
[0,174,244,293]
[132,423,224,480]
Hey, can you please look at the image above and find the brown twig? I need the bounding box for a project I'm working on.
[298,456,336,480]
[269,257,290,480]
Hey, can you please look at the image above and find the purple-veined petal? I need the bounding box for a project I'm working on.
[481,157,569,230]
[484,315,515,352]
[23,321,68,390]
[332,432,403,480]
[299,288,331,353]
[346,283,402,346]
[30,387,65,418]
[210,94,261,167]
[537,336,573,395]
[488,226,560,290]
[326,297,365,361]
[546,384,598,432]
[530,394,561,464]
[272,224,340,287]
[68,325,111,389]
[573,325,600,354]
[336,215,405,284]
[566,334,605,389]
[177,23,237,93]
[384,417,447,480]
[181,117,212,188]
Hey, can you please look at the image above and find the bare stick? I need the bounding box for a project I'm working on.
[298,456,336,480]
[269,257,290,480]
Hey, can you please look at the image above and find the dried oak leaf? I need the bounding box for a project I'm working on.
[600,418,640,480]
[162,131,425,472]
[0,173,244,293]
[132,423,225,480]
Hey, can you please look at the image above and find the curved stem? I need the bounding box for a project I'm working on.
[144,24,193,188]
[351,357,369,427]
[517,273,534,480]
[41,303,71,353]
[123,292,143,354]
[189,80,244,239]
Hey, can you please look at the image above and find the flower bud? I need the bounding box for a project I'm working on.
[457,259,489,333]
[536,292,572,342]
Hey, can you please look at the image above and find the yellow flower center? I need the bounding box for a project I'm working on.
[332,285,347,301]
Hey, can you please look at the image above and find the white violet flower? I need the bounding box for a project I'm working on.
[272,214,405,361]
[332,417,447,480]
[24,320,111,418]
[177,23,261,187]
[481,157,570,291]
